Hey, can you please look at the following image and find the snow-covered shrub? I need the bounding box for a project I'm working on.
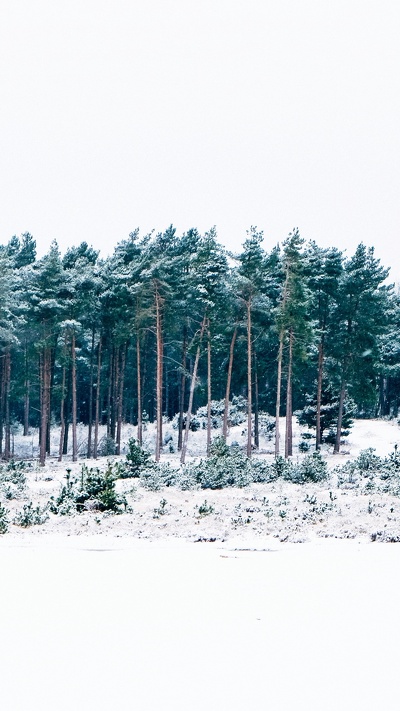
[51,464,126,514]
[172,396,248,432]
[14,502,49,527]
[121,438,154,478]
[0,503,9,533]
[0,460,27,499]
[283,452,328,484]
[258,413,276,440]
[140,462,179,491]
[98,435,116,456]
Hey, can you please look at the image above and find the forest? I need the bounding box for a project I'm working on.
[0,226,398,466]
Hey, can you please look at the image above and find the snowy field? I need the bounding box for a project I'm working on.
[1,418,400,710]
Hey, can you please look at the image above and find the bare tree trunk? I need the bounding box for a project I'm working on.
[254,352,259,450]
[246,300,252,458]
[23,339,30,436]
[71,330,78,462]
[0,355,6,456]
[207,321,212,455]
[275,331,284,457]
[106,347,113,438]
[136,331,142,446]
[334,381,346,454]
[180,315,207,465]
[58,334,68,461]
[316,335,324,450]
[4,349,11,461]
[177,325,187,451]
[222,327,237,441]
[116,342,127,455]
[111,345,119,441]
[40,347,50,466]
[87,326,95,458]
[93,337,102,459]
[155,284,163,462]
[285,327,293,458]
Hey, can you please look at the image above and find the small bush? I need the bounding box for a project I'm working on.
[123,438,154,478]
[50,463,126,514]
[14,502,49,527]
[0,503,9,533]
[283,452,328,484]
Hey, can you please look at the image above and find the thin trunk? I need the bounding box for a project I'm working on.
[71,331,78,462]
[254,352,259,450]
[155,285,163,462]
[93,337,102,459]
[4,349,11,461]
[334,381,346,454]
[247,300,252,458]
[177,326,187,451]
[40,347,50,466]
[285,327,294,458]
[110,345,119,441]
[106,347,113,437]
[315,335,325,450]
[275,331,284,457]
[207,321,211,455]
[58,334,68,461]
[87,326,95,458]
[136,331,142,446]
[0,355,6,456]
[63,364,72,455]
[180,315,207,464]
[23,339,30,436]
[222,327,237,440]
[116,342,127,455]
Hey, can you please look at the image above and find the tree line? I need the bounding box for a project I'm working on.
[0,226,397,465]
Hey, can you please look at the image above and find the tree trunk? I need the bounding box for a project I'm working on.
[254,352,259,450]
[222,327,237,440]
[40,347,50,466]
[116,342,127,455]
[0,354,6,456]
[246,300,252,458]
[93,337,102,459]
[155,284,164,462]
[4,349,11,461]
[207,321,212,455]
[180,315,207,465]
[285,327,293,458]
[87,326,95,457]
[315,335,325,450]
[23,339,30,436]
[177,326,187,451]
[71,330,78,462]
[58,333,68,461]
[334,381,346,454]
[275,330,284,457]
[136,331,142,446]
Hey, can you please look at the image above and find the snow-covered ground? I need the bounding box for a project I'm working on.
[1,418,400,710]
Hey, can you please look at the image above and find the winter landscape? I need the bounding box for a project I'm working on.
[2,417,400,710]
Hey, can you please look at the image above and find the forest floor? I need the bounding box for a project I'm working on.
[2,416,400,544]
[2,419,400,710]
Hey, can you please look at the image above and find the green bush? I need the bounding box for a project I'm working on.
[50,463,126,514]
[0,503,9,533]
[14,502,49,527]
[123,438,154,478]
[283,452,328,484]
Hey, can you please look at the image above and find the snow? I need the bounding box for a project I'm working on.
[1,418,400,709]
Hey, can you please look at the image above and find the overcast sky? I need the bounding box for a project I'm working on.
[1,0,399,277]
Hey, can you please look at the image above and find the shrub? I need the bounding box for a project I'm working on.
[283,452,329,484]
[123,438,154,478]
[50,463,126,514]
[0,460,27,499]
[14,502,49,527]
[0,503,9,533]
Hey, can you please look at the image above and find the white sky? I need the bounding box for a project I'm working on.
[0,0,399,276]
